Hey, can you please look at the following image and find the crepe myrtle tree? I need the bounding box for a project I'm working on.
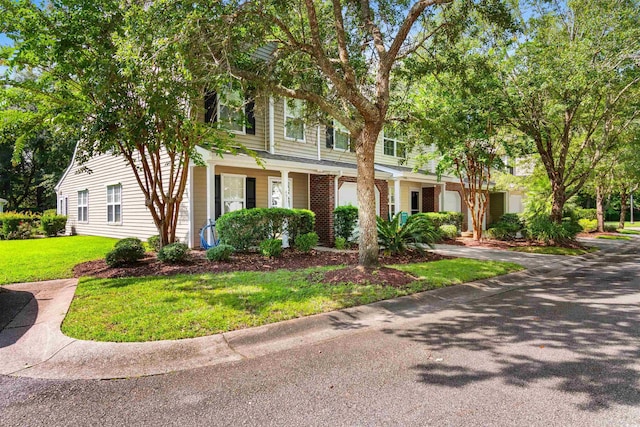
[1,0,244,246]
[191,0,512,267]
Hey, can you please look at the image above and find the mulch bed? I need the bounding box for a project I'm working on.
[73,248,450,287]
[445,237,590,250]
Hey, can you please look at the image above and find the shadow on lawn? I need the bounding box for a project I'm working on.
[382,253,640,412]
[0,288,37,348]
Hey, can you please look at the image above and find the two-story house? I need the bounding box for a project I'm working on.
[55,92,515,247]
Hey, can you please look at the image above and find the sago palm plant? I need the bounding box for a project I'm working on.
[377,213,439,255]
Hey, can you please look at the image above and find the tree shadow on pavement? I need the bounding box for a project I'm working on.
[0,288,38,348]
[383,255,640,412]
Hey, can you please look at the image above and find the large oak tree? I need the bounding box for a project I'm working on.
[190,0,497,266]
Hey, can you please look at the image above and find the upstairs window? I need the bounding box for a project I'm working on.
[284,99,305,141]
[383,128,406,158]
[106,184,122,224]
[219,88,246,134]
[333,122,350,151]
[77,190,88,223]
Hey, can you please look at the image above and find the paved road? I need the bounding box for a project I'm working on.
[1,243,639,426]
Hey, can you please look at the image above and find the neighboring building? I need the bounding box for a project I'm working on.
[0,198,7,213]
[55,93,511,247]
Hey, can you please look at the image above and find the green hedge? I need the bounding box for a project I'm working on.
[486,213,525,241]
[574,208,597,221]
[216,208,315,252]
[414,211,463,231]
[0,211,39,240]
[40,213,67,237]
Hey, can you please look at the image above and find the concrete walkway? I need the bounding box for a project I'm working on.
[0,237,634,380]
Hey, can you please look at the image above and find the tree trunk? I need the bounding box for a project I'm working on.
[619,192,628,229]
[550,182,566,223]
[356,122,382,268]
[596,185,605,232]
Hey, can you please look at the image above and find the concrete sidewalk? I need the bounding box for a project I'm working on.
[0,237,634,380]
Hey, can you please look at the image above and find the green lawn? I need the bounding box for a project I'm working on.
[62,258,522,342]
[0,236,118,285]
[617,229,640,235]
[605,221,639,229]
[509,246,598,256]
[596,235,632,241]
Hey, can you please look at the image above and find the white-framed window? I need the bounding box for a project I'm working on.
[268,177,293,208]
[106,184,122,224]
[219,88,246,134]
[388,186,396,219]
[222,174,245,213]
[284,99,305,141]
[383,128,406,158]
[77,190,88,223]
[58,195,68,216]
[333,122,350,151]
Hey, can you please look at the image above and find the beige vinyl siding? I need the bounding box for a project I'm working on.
[290,172,308,209]
[192,166,208,233]
[57,151,190,243]
[272,99,319,160]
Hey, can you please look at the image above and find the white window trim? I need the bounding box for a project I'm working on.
[410,188,421,215]
[58,195,68,216]
[388,186,396,219]
[218,88,246,135]
[284,99,306,142]
[221,173,246,214]
[268,176,293,208]
[333,122,350,151]
[106,184,122,225]
[383,130,406,158]
[77,190,89,223]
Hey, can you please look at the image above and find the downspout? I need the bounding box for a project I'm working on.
[316,125,321,161]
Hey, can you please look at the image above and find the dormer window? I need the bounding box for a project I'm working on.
[284,99,305,141]
[383,128,406,158]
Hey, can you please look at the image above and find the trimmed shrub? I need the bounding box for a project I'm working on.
[574,208,597,221]
[604,224,618,232]
[578,218,598,233]
[416,211,463,231]
[334,236,347,250]
[157,242,189,263]
[105,237,145,267]
[438,224,458,240]
[147,235,162,252]
[40,213,67,237]
[216,208,315,252]
[260,238,283,258]
[206,244,235,262]
[333,205,359,242]
[0,211,38,240]
[295,232,318,253]
[525,215,579,245]
[487,213,525,241]
[377,213,439,255]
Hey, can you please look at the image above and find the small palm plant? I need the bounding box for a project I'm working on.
[377,213,439,255]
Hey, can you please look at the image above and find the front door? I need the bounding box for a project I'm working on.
[410,190,420,215]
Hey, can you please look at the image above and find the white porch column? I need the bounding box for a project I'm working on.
[394,179,401,215]
[206,163,216,222]
[440,183,446,212]
[281,170,290,247]
[188,164,195,248]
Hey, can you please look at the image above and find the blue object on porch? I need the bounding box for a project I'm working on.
[399,211,409,226]
[199,219,219,250]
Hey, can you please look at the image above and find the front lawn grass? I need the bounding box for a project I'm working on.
[0,236,118,285]
[617,229,640,235]
[62,258,522,342]
[596,235,632,241]
[508,246,598,256]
